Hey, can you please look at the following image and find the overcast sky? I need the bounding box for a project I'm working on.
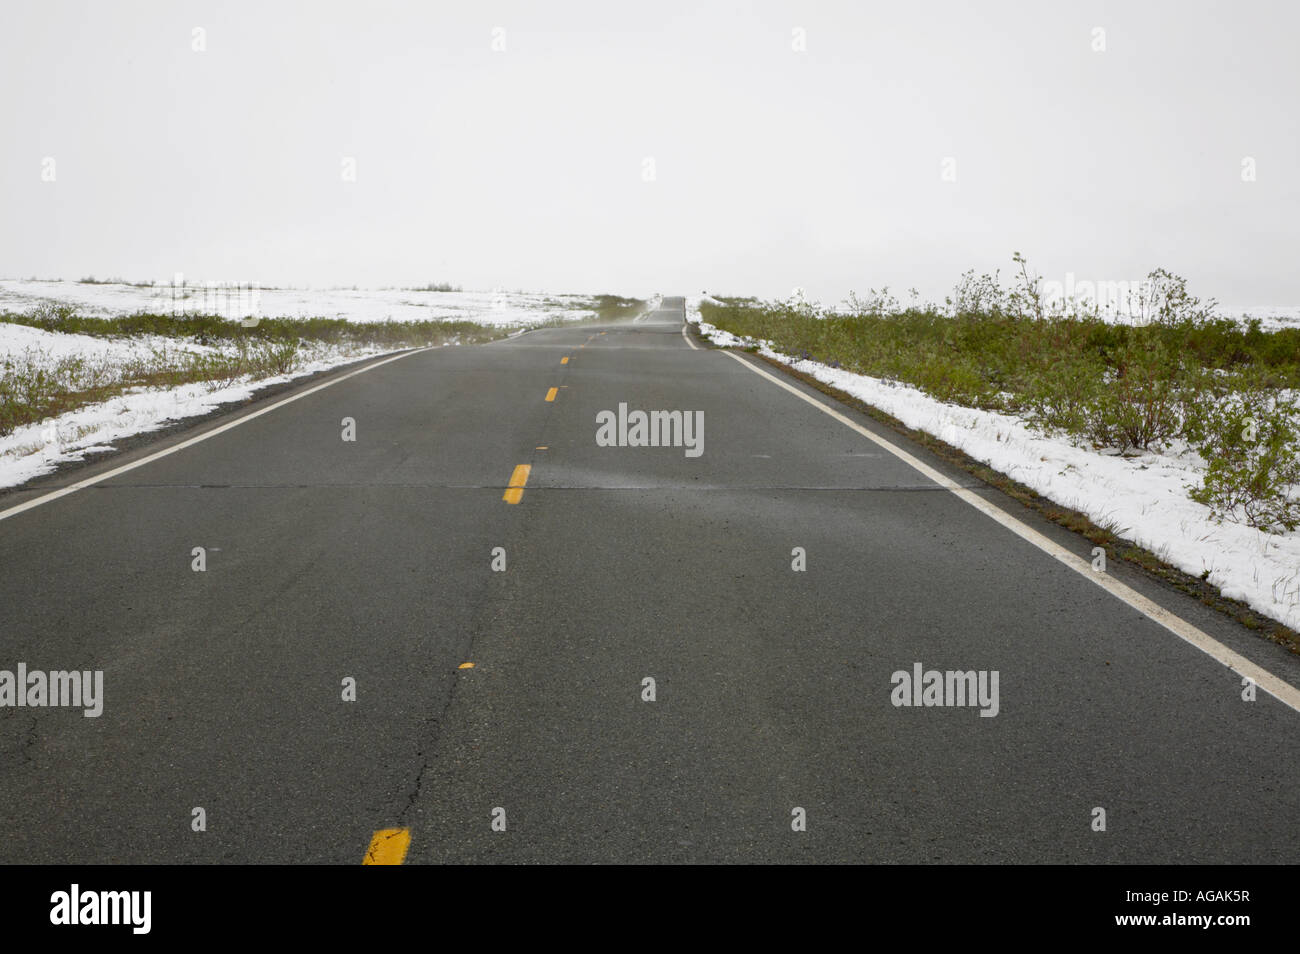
[2,0,1297,305]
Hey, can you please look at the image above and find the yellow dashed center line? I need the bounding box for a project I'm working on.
[363,828,411,865]
[367,350,566,856]
[503,463,531,504]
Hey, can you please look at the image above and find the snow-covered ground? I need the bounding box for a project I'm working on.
[0,322,428,490]
[1,279,598,491]
[1216,305,1300,331]
[0,279,597,327]
[686,300,1300,633]
[0,319,212,363]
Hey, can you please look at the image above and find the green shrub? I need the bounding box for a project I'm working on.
[1081,338,1186,451]
[1022,355,1107,435]
[1188,381,1300,532]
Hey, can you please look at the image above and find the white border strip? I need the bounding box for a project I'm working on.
[723,350,1300,715]
[0,347,431,524]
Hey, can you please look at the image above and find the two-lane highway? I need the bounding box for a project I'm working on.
[3,297,1300,863]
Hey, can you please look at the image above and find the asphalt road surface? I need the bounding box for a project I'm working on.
[3,297,1299,864]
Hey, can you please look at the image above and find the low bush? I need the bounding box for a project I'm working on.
[1187,377,1300,532]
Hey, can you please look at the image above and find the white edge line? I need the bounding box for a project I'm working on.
[722,349,1300,715]
[0,347,432,524]
[682,320,700,350]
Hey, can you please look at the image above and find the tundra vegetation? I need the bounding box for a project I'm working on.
[1,289,641,443]
[700,256,1300,532]
[0,305,510,439]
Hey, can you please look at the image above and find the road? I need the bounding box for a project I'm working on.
[2,297,1299,864]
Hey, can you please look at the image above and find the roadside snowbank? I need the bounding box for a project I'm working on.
[0,321,209,364]
[0,322,423,490]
